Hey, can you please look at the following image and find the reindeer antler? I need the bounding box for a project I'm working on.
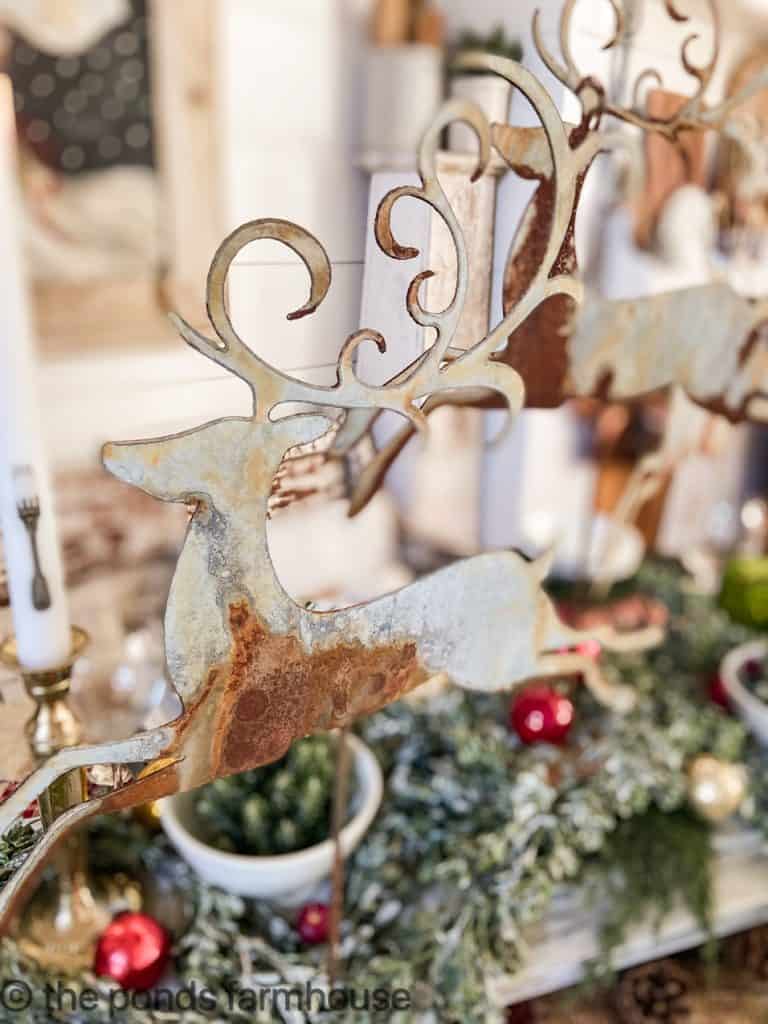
[171,99,535,433]
[354,55,585,437]
[344,52,589,503]
[532,0,622,116]
[533,0,768,141]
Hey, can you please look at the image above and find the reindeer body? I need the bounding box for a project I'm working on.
[495,124,768,422]
[568,283,768,419]
[104,414,587,792]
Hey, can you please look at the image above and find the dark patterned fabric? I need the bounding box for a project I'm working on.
[8,0,153,174]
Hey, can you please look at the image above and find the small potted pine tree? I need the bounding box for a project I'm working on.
[363,0,446,163]
[161,733,382,903]
[448,25,522,153]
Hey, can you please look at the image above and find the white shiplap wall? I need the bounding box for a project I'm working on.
[221,0,370,377]
[41,0,373,465]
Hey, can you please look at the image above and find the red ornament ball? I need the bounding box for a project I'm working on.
[510,686,574,745]
[0,781,37,819]
[707,672,731,711]
[94,912,170,990]
[297,902,330,945]
[575,637,601,660]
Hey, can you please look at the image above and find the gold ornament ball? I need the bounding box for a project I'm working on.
[133,800,162,832]
[687,755,747,823]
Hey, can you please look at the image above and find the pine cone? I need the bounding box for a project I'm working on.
[726,925,768,980]
[506,1000,535,1024]
[615,960,692,1024]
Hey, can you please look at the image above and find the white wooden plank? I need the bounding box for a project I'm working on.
[407,170,499,553]
[489,842,768,1007]
[37,337,345,468]
[358,171,431,381]
[218,0,369,263]
[480,10,609,552]
[357,169,431,508]
[149,0,224,320]
[267,495,400,603]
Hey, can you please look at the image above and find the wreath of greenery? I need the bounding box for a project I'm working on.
[0,562,764,1023]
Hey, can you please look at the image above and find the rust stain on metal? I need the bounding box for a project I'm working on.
[211,602,427,779]
[497,164,587,408]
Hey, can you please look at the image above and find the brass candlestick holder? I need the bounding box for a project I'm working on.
[0,627,114,970]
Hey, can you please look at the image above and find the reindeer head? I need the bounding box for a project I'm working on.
[103,415,333,511]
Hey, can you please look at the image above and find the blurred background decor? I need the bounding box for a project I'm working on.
[364,0,445,160]
[1,0,221,351]
[1,0,768,1021]
[448,25,522,152]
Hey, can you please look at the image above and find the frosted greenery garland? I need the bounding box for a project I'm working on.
[0,562,760,1024]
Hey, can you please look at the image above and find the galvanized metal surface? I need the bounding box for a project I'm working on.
[568,283,768,417]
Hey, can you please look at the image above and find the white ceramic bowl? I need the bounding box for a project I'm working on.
[720,640,768,745]
[522,513,645,585]
[555,514,645,585]
[160,734,383,903]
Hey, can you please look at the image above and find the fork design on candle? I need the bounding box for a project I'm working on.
[16,498,51,611]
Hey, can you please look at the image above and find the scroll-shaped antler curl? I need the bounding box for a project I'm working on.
[345,32,647,510]
[374,97,490,338]
[343,52,589,504]
[532,0,622,111]
[176,218,333,397]
[173,99,530,434]
[534,0,768,141]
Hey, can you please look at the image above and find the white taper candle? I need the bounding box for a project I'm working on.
[0,74,71,669]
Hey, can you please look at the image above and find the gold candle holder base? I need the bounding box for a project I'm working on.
[14,870,126,973]
[0,626,139,970]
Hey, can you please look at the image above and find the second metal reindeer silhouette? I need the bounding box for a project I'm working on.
[348,0,768,514]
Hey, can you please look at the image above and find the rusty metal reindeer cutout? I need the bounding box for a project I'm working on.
[0,85,665,930]
[348,0,768,516]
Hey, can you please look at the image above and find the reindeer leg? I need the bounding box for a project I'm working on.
[0,726,174,838]
[534,652,637,713]
[597,623,664,652]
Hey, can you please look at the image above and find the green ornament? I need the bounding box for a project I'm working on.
[720,557,768,629]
